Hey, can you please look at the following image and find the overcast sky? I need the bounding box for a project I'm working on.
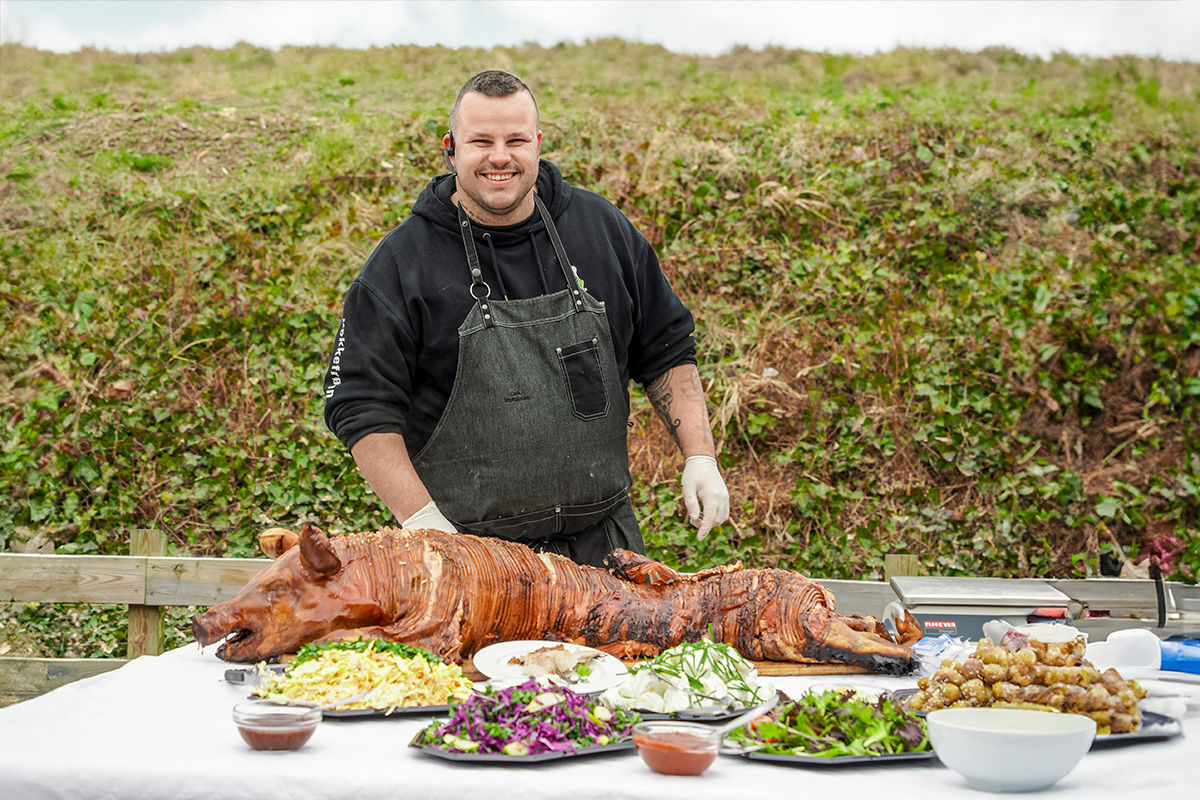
[1,1,1197,60]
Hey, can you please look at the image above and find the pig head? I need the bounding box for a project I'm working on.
[192,523,389,662]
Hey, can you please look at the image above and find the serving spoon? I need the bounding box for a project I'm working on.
[264,683,383,711]
[316,684,383,710]
[709,693,780,739]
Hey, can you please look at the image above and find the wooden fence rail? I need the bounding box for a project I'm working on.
[0,530,270,706]
[2,531,1189,707]
[0,553,271,605]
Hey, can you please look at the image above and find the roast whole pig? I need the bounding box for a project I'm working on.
[192,523,921,674]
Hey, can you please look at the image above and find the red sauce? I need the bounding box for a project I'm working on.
[633,730,718,776]
[237,724,316,751]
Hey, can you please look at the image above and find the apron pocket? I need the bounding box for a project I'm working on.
[557,338,609,420]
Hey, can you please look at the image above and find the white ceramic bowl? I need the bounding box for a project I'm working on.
[927,708,1096,792]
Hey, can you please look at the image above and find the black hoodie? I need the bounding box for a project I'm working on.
[323,159,697,455]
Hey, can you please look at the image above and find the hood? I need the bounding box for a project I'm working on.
[412,158,572,243]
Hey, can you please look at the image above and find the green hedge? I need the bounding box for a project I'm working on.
[1,42,1196,607]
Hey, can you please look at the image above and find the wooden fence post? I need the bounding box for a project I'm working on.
[884,553,921,582]
[127,529,166,658]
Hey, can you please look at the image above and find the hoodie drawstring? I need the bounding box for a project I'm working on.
[481,233,509,300]
[478,227,557,300]
[529,231,551,295]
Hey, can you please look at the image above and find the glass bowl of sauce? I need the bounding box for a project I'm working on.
[232,699,322,751]
[631,721,722,775]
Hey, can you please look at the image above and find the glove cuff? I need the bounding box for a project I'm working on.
[402,499,440,528]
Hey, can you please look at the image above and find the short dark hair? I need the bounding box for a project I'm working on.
[449,70,539,134]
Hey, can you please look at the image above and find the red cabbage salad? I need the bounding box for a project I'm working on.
[416,679,642,756]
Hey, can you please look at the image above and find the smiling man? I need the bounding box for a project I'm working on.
[322,70,729,566]
[446,84,542,224]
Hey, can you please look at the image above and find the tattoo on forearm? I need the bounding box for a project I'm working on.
[646,372,683,449]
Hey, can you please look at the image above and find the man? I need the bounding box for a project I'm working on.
[323,70,729,566]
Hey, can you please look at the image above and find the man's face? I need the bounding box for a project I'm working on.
[445,90,542,226]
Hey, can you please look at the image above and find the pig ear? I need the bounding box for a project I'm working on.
[298,522,341,577]
[259,527,299,559]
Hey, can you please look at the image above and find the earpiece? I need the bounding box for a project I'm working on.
[443,132,456,173]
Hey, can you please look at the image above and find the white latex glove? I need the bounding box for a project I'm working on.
[402,500,457,533]
[680,455,730,540]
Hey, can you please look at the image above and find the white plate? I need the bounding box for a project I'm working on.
[472,640,628,693]
[1118,666,1200,685]
[801,680,889,701]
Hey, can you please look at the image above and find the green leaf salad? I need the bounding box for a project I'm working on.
[727,688,929,758]
[291,638,442,666]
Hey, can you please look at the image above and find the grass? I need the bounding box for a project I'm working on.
[1,41,1198,656]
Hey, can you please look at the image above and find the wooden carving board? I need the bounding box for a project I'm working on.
[749,660,870,677]
[459,658,867,682]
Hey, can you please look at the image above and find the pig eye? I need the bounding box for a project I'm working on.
[260,579,285,597]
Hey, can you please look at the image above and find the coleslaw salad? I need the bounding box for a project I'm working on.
[252,639,473,713]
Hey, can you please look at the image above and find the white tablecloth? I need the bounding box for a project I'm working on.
[0,645,1194,799]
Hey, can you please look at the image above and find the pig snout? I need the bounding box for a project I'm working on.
[191,601,258,661]
[191,607,229,647]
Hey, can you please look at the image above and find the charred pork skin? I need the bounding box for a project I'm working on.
[192,524,919,674]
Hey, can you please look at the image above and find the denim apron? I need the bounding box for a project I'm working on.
[412,196,635,547]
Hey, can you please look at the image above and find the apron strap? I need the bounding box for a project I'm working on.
[456,203,495,328]
[534,195,584,313]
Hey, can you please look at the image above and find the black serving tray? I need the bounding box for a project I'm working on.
[322,704,452,720]
[638,704,754,723]
[409,737,635,764]
[727,748,935,767]
[1090,711,1183,749]
[630,688,784,723]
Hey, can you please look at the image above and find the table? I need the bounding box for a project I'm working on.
[0,645,1194,800]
